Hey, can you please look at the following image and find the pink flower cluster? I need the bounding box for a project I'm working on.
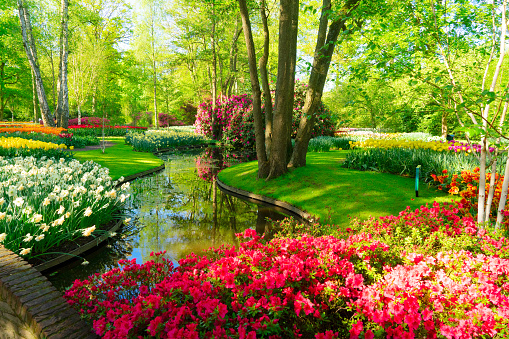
[64,202,509,338]
[354,251,509,338]
[68,117,110,125]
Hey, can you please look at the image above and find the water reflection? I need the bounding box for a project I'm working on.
[47,147,292,290]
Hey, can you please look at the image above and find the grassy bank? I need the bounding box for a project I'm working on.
[218,150,457,227]
[72,137,164,180]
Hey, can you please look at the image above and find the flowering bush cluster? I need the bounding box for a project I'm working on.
[65,202,509,338]
[68,125,147,137]
[430,167,509,230]
[132,111,186,128]
[68,117,110,126]
[65,230,371,338]
[0,156,130,258]
[194,84,335,148]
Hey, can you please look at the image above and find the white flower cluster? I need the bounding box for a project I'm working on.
[0,156,131,257]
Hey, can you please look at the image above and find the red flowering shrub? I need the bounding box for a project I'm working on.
[65,203,509,338]
[68,116,110,125]
[65,230,381,338]
[353,251,509,339]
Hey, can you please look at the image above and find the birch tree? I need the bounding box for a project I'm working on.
[55,0,69,128]
[17,0,55,126]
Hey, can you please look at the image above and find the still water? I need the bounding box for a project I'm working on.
[47,147,295,290]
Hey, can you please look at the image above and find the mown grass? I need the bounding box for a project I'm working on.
[72,137,164,180]
[218,150,458,228]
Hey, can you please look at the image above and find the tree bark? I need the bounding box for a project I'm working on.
[211,1,218,138]
[55,0,69,128]
[238,0,269,178]
[17,0,55,127]
[259,0,273,158]
[267,0,299,179]
[290,0,360,168]
[151,3,158,129]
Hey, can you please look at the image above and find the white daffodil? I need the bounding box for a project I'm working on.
[0,233,6,242]
[32,214,43,223]
[0,197,4,205]
[84,207,92,217]
[82,225,96,237]
[23,233,33,242]
[42,198,51,207]
[40,224,50,232]
[35,234,45,241]
[13,197,24,207]
[20,248,31,256]
[57,205,65,214]
[0,212,6,220]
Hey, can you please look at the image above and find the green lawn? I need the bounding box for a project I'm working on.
[72,137,164,180]
[218,150,458,228]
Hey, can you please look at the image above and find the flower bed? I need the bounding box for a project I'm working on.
[68,125,147,137]
[125,129,208,152]
[0,137,70,158]
[0,125,66,135]
[0,156,129,259]
[64,204,509,338]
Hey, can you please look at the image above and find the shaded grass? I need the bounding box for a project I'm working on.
[218,150,458,228]
[72,137,164,180]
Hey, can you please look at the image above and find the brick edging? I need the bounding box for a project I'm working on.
[216,178,316,223]
[0,246,98,339]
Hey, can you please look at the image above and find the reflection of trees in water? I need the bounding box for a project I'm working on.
[47,148,292,290]
[133,150,262,263]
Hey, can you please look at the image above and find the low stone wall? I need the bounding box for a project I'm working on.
[0,246,97,339]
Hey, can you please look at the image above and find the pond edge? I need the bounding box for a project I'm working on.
[216,178,316,223]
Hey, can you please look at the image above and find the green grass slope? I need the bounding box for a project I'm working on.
[72,138,164,180]
[218,150,457,228]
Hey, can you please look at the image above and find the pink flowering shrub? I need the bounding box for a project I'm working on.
[194,83,335,148]
[352,251,509,339]
[65,230,382,338]
[65,202,509,338]
[68,116,110,125]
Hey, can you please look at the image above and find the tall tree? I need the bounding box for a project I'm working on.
[17,0,55,126]
[290,0,361,168]
[55,0,69,128]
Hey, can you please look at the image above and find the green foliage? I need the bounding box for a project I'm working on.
[342,147,483,183]
[125,128,208,152]
[307,136,354,152]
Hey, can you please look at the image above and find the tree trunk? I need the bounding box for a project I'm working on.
[17,0,55,127]
[55,0,69,128]
[260,0,273,158]
[151,4,158,129]
[238,0,269,178]
[290,0,360,168]
[441,111,448,138]
[31,68,37,122]
[267,0,299,179]
[211,1,218,138]
[0,62,5,121]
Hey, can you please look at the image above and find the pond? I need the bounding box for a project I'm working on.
[47,146,297,290]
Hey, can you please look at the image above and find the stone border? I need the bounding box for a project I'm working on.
[34,219,123,273]
[0,246,97,339]
[216,178,315,223]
